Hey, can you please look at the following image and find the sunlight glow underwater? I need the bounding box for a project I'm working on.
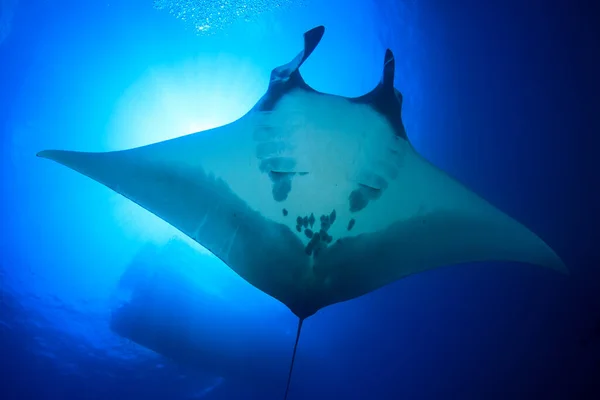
[105,52,270,257]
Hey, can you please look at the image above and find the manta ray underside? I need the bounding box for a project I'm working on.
[38,25,567,399]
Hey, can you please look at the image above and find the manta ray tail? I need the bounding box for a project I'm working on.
[284,318,304,400]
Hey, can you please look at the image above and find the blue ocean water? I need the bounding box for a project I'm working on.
[1,0,598,399]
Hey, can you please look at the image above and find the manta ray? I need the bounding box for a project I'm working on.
[38,26,567,399]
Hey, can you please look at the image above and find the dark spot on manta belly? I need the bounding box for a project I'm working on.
[282,208,288,216]
[269,171,293,202]
[347,218,356,231]
[349,190,369,212]
[299,209,339,258]
[348,185,382,212]
[265,171,308,202]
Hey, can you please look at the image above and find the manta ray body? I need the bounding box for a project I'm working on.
[38,26,566,399]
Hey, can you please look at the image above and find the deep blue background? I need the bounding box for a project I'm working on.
[1,0,599,399]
